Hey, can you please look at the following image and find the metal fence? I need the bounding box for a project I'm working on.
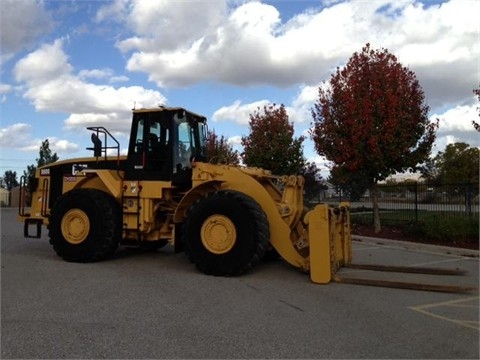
[313,182,479,225]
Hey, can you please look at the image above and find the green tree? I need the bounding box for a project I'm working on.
[311,43,438,232]
[301,162,325,202]
[241,104,306,175]
[328,165,370,202]
[23,139,59,194]
[419,157,441,185]
[205,130,240,165]
[2,170,19,190]
[37,138,59,167]
[432,142,479,185]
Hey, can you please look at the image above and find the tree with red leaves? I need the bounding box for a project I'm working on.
[242,104,306,175]
[205,130,240,165]
[311,43,438,232]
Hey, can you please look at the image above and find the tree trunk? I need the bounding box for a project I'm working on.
[371,182,381,233]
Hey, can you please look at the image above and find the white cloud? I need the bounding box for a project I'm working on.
[19,137,79,154]
[95,0,129,23]
[394,1,478,65]
[210,84,318,131]
[110,75,130,83]
[434,103,478,133]
[78,68,114,80]
[14,38,73,84]
[286,84,319,124]
[0,123,78,155]
[431,102,480,153]
[228,135,242,147]
[0,0,54,56]
[103,0,478,115]
[51,139,79,153]
[307,154,332,179]
[13,38,167,134]
[0,83,12,94]
[0,123,32,148]
[115,0,227,53]
[212,99,270,125]
[0,83,13,103]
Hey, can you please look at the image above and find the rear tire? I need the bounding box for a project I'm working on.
[49,189,121,262]
[182,190,269,276]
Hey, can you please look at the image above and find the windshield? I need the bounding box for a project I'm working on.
[173,113,207,172]
[194,120,207,162]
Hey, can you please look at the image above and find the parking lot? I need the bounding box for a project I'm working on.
[1,207,478,359]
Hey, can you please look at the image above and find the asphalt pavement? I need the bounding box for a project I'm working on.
[1,207,479,359]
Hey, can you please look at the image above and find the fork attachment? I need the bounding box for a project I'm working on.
[333,275,476,294]
[344,263,467,275]
[305,203,476,293]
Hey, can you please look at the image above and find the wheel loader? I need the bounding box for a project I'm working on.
[18,106,473,292]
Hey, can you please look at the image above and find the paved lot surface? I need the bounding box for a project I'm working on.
[1,207,479,359]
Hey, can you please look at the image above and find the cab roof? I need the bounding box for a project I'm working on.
[132,106,206,120]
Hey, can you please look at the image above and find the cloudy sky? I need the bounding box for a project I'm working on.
[1,0,479,179]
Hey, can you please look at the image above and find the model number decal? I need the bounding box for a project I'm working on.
[64,176,77,182]
[40,168,50,176]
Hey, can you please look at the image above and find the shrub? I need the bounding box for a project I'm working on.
[404,216,478,243]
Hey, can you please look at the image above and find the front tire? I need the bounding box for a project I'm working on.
[49,189,121,262]
[182,190,269,276]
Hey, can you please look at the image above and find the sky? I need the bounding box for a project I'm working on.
[0,0,479,180]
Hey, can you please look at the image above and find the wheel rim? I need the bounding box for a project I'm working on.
[61,209,90,244]
[200,215,236,254]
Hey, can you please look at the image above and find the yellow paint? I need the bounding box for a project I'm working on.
[305,203,351,284]
[83,169,123,198]
[61,209,90,244]
[201,215,237,254]
[305,204,332,283]
[409,296,480,331]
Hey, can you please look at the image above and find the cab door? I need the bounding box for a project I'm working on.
[125,112,173,181]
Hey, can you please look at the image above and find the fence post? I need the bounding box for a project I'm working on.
[415,182,419,223]
[466,183,473,216]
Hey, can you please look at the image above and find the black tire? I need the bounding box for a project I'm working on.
[263,246,280,261]
[48,189,121,262]
[140,240,169,251]
[182,190,269,276]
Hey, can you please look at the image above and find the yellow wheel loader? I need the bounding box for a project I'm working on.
[18,107,473,292]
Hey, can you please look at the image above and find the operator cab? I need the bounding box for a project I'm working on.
[125,107,207,187]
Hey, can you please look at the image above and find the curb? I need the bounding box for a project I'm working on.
[352,235,479,258]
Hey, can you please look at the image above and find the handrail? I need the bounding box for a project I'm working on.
[40,178,49,217]
[86,126,123,179]
[86,126,120,163]
[19,175,27,216]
